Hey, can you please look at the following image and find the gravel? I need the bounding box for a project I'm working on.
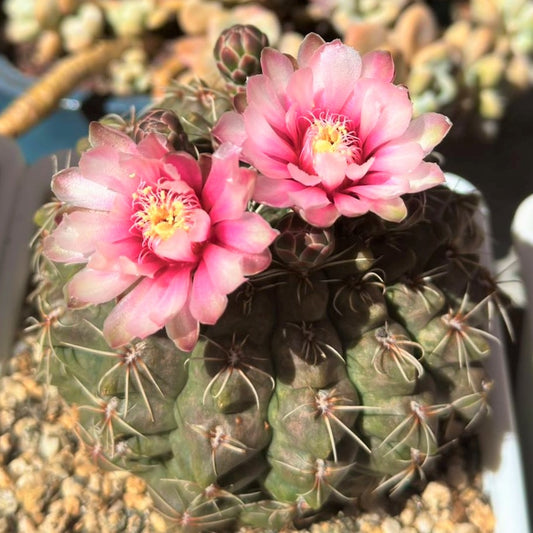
[0,337,495,532]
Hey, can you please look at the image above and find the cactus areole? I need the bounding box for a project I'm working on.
[31,29,499,531]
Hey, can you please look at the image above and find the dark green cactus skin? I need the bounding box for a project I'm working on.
[33,186,498,531]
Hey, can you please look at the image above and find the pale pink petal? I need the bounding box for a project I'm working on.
[242,138,293,179]
[119,154,163,186]
[152,230,198,263]
[147,267,191,326]
[361,50,395,82]
[309,40,362,111]
[313,151,348,191]
[137,134,170,159]
[405,161,446,193]
[241,249,273,276]
[67,268,136,306]
[346,158,374,181]
[288,186,331,209]
[104,268,191,347]
[187,209,212,242]
[246,76,288,133]
[260,47,294,96]
[165,303,199,352]
[243,106,297,162]
[253,174,303,206]
[297,32,326,67]
[369,197,407,222]
[44,210,129,262]
[333,192,371,217]
[201,244,245,294]
[212,112,247,148]
[89,122,137,152]
[79,146,138,195]
[163,151,204,194]
[397,113,452,155]
[286,68,315,113]
[203,147,256,222]
[351,180,407,200]
[298,202,339,227]
[52,168,118,210]
[214,213,278,253]
[190,262,228,325]
[370,141,425,173]
[288,163,321,186]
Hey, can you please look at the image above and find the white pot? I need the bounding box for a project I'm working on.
[445,173,530,533]
[512,192,533,531]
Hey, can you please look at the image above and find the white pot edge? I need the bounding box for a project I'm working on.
[446,172,530,533]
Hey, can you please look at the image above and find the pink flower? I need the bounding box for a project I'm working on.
[213,34,452,227]
[43,123,277,351]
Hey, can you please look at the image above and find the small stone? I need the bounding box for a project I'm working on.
[0,409,15,434]
[125,475,147,494]
[0,433,12,463]
[15,515,37,533]
[433,519,460,533]
[399,501,416,526]
[63,494,81,517]
[413,511,435,533]
[13,417,41,454]
[61,477,83,499]
[0,517,10,533]
[0,468,13,490]
[0,488,18,516]
[455,524,480,533]
[38,423,62,459]
[466,499,496,533]
[149,511,169,533]
[381,516,401,533]
[15,471,47,522]
[0,377,27,409]
[422,481,452,512]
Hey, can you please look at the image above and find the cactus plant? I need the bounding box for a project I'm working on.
[27,28,502,531]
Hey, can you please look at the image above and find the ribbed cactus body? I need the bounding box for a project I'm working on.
[35,185,498,530]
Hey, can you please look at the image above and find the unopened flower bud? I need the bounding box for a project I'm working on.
[214,24,269,85]
[134,109,194,153]
[273,213,335,271]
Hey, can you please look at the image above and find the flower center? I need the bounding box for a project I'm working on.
[310,113,360,160]
[300,112,362,173]
[132,185,199,243]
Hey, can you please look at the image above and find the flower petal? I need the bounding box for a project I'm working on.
[163,151,204,194]
[190,262,228,324]
[214,213,278,253]
[398,112,452,155]
[369,197,407,222]
[260,47,294,96]
[89,122,137,152]
[405,161,446,193]
[212,112,247,148]
[103,268,191,347]
[297,32,326,67]
[309,40,362,112]
[165,303,199,352]
[67,268,136,306]
[201,244,245,295]
[361,50,395,82]
[313,151,348,191]
[253,174,303,206]
[52,167,118,210]
[333,192,371,217]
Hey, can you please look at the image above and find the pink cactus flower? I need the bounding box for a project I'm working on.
[214,34,452,227]
[43,123,277,351]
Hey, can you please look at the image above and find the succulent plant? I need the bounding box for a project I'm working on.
[28,28,501,532]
